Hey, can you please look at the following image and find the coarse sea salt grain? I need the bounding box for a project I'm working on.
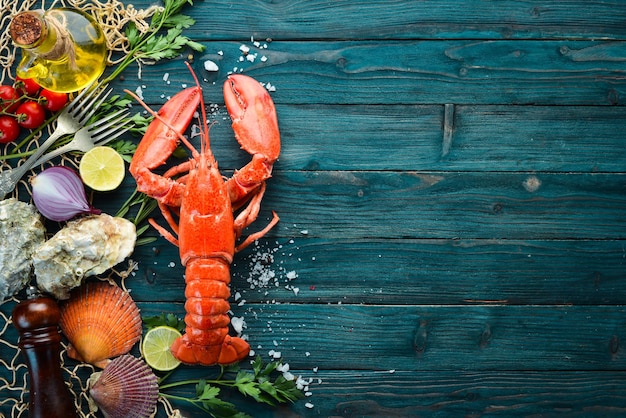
[134,86,144,100]
[231,316,246,334]
[204,60,219,72]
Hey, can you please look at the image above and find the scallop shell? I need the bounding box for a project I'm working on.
[60,281,142,368]
[89,354,158,418]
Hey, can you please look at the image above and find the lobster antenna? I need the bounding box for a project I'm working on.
[185,61,210,156]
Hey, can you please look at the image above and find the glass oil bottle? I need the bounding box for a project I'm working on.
[9,8,107,93]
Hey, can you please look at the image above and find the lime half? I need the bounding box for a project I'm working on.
[79,146,125,191]
[142,326,182,371]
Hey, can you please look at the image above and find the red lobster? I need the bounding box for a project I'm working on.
[127,66,280,365]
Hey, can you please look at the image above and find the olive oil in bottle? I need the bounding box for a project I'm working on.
[9,8,107,93]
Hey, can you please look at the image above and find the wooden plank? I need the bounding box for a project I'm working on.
[188,104,626,172]
[134,303,626,372]
[3,299,626,416]
[232,171,624,240]
[156,369,626,417]
[11,103,625,174]
[292,370,626,417]
[127,0,626,40]
[443,105,626,172]
[113,40,626,106]
[92,171,626,245]
[125,238,626,306]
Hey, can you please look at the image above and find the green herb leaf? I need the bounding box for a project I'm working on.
[163,14,196,29]
[142,312,186,332]
[197,382,221,401]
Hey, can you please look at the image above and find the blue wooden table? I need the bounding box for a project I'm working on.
[1,1,626,416]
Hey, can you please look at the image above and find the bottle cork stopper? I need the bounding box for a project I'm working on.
[9,11,43,46]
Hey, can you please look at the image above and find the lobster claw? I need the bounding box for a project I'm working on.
[224,75,280,163]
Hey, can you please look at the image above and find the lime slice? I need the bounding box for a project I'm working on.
[142,326,182,371]
[79,146,125,191]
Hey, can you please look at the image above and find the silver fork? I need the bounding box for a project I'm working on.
[32,109,132,166]
[0,82,112,199]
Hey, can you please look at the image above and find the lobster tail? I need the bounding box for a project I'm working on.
[171,259,250,365]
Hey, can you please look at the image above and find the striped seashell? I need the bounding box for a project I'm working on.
[90,354,159,418]
[59,281,142,368]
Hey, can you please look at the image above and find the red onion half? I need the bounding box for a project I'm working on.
[31,166,100,221]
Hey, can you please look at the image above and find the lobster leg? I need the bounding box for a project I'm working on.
[234,183,280,252]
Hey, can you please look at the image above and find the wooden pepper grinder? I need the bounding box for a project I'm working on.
[12,286,77,418]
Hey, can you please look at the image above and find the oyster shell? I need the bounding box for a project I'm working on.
[89,354,159,418]
[59,281,142,368]
[0,198,46,300]
[33,213,136,299]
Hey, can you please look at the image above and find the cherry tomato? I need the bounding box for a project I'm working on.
[14,77,41,96]
[16,101,46,129]
[0,85,20,112]
[39,89,68,112]
[0,115,20,144]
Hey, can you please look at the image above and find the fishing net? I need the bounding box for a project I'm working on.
[0,1,177,416]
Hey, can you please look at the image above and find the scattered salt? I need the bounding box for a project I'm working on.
[204,60,219,72]
[239,44,250,54]
[134,86,144,100]
[268,349,281,359]
[231,317,246,334]
[162,72,169,82]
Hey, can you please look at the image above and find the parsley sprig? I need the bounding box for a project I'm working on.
[159,357,305,417]
[102,0,205,84]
